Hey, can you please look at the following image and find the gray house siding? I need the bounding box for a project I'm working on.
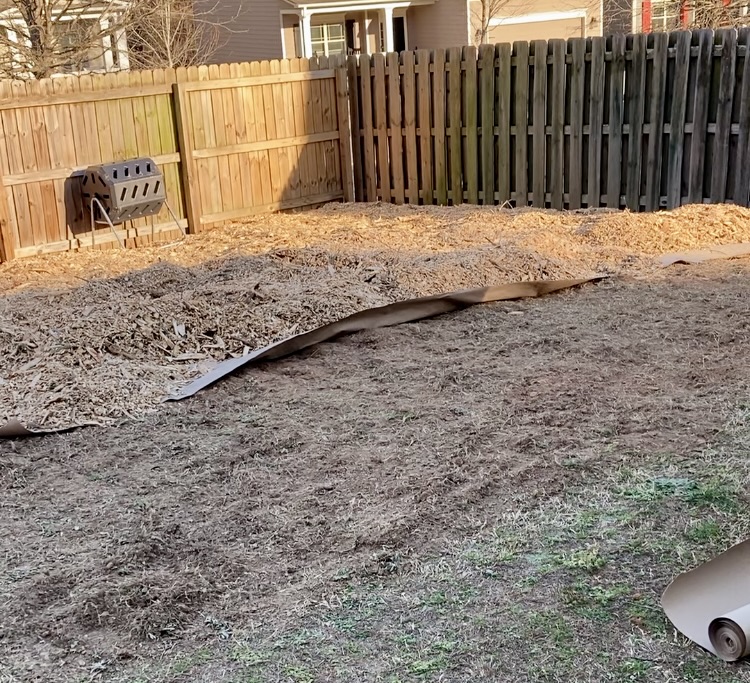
[406,0,470,50]
[197,0,287,64]
[602,0,633,34]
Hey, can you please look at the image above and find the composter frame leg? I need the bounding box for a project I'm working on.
[90,197,125,250]
[165,201,187,237]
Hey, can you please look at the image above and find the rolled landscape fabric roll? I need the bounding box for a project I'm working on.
[662,538,750,660]
[709,605,750,662]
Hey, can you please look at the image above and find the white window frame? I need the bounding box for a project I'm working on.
[648,0,681,32]
[310,21,346,57]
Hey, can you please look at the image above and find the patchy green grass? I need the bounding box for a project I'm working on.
[112,405,750,683]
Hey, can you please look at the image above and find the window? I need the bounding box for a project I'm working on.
[0,11,124,76]
[310,23,346,56]
[643,0,683,31]
[52,18,108,72]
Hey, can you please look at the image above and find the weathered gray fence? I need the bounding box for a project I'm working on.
[348,28,750,210]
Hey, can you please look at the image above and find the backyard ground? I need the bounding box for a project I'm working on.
[2,204,750,682]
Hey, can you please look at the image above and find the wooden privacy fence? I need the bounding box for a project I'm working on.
[0,57,352,261]
[348,28,750,211]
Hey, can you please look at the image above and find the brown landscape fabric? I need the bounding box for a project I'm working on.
[0,418,83,438]
[169,277,600,400]
[658,242,750,266]
[708,604,750,662]
[0,276,600,436]
[662,539,750,661]
[0,418,42,438]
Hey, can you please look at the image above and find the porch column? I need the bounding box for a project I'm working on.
[115,28,129,70]
[100,18,114,71]
[300,9,314,58]
[382,6,394,52]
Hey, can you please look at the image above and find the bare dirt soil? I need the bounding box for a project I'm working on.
[2,209,750,682]
[3,202,750,431]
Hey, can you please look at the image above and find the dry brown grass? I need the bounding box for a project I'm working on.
[2,260,750,682]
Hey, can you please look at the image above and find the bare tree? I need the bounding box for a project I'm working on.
[472,0,513,44]
[687,0,750,28]
[0,0,245,79]
[603,0,750,34]
[0,0,131,78]
[126,0,234,70]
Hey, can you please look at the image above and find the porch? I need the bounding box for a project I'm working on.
[281,0,434,58]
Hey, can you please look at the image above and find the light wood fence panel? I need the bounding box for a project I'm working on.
[0,59,351,260]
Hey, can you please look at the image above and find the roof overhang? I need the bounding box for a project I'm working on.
[282,0,436,9]
[0,1,130,21]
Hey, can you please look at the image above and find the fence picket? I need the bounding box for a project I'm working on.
[433,49,448,205]
[625,33,647,211]
[447,47,463,205]
[646,32,669,212]
[689,29,714,204]
[532,40,547,208]
[568,38,585,210]
[479,44,495,205]
[607,34,626,209]
[347,56,364,201]
[417,49,434,205]
[514,41,530,207]
[496,43,512,205]
[711,29,737,203]
[588,37,605,208]
[550,40,565,210]
[403,51,420,204]
[373,53,390,202]
[735,28,750,207]
[667,31,691,209]
[464,46,479,204]
[359,54,376,201]
[387,52,405,204]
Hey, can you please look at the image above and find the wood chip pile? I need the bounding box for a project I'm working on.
[2,202,749,430]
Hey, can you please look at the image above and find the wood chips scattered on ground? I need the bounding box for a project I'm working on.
[1,202,749,430]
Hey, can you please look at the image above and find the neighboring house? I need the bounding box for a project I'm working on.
[0,0,129,76]
[206,0,602,65]
[603,0,750,33]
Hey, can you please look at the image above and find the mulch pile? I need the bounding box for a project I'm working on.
[1,202,749,430]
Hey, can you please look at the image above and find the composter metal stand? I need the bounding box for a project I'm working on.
[80,157,185,249]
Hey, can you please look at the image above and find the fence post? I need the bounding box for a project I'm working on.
[0,173,12,261]
[336,67,356,203]
[172,82,202,233]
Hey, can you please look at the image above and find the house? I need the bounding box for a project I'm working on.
[602,0,750,34]
[205,0,603,65]
[0,0,129,77]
